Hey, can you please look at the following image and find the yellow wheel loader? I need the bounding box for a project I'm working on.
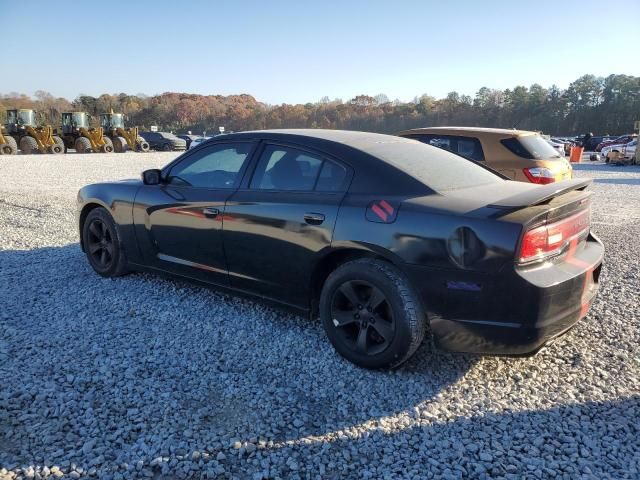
[60,112,114,153]
[99,112,150,153]
[4,109,64,154]
[0,125,18,155]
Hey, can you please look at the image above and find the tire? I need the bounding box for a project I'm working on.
[102,136,114,153]
[82,207,128,278]
[0,136,18,155]
[54,135,66,153]
[137,136,150,152]
[50,136,64,154]
[319,258,426,369]
[113,136,128,153]
[162,143,172,152]
[75,137,92,153]
[19,136,39,154]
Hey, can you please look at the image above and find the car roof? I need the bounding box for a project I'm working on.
[397,126,539,138]
[206,129,439,195]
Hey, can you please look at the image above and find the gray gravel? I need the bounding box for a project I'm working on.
[1,153,639,479]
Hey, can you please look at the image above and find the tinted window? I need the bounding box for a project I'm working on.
[363,139,502,192]
[409,134,485,161]
[168,143,252,188]
[250,145,323,191]
[501,135,562,159]
[316,161,347,191]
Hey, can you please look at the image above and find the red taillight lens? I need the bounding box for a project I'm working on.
[522,167,556,184]
[518,209,591,264]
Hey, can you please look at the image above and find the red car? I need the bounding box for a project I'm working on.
[595,134,637,152]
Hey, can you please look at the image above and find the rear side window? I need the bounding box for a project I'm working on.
[409,134,485,161]
[501,135,562,160]
[250,145,347,192]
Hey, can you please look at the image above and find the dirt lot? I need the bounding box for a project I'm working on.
[1,153,639,479]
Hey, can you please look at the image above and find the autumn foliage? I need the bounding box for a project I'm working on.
[2,74,639,136]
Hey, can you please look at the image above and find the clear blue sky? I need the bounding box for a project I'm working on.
[3,0,639,104]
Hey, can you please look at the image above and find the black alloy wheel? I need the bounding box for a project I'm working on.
[330,280,395,356]
[86,217,114,270]
[320,259,426,369]
[82,207,128,277]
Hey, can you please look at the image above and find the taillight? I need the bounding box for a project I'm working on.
[523,167,556,184]
[518,209,591,264]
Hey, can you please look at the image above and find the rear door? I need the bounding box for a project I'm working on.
[223,142,351,308]
[132,141,256,284]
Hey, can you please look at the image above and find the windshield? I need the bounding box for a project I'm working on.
[17,110,36,126]
[72,112,88,128]
[501,135,562,160]
[364,139,503,192]
[111,114,124,128]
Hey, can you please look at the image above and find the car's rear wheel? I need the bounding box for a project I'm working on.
[82,207,128,277]
[320,259,426,369]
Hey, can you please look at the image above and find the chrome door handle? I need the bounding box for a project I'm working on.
[303,212,325,225]
[202,207,220,217]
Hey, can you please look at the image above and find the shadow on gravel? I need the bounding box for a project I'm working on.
[254,396,640,478]
[0,244,477,471]
[572,163,640,173]
[593,178,640,185]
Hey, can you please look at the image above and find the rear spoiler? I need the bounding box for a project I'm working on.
[488,178,592,209]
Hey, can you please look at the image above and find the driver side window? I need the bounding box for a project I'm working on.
[168,142,253,189]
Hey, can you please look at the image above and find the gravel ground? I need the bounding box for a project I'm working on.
[0,153,638,479]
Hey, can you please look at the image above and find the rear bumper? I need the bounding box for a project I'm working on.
[404,233,604,355]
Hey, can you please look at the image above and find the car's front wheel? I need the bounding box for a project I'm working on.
[320,259,426,369]
[82,207,128,277]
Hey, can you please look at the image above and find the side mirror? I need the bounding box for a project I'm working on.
[142,169,162,185]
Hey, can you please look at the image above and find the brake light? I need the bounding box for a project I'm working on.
[518,209,591,264]
[523,167,556,184]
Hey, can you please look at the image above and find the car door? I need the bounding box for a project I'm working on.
[223,142,351,308]
[132,141,256,285]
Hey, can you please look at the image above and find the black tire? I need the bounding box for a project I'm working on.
[75,137,92,153]
[113,136,128,153]
[137,136,150,152]
[320,259,426,369]
[162,142,172,151]
[0,136,18,155]
[50,136,64,154]
[20,136,39,154]
[82,207,128,278]
[102,136,114,153]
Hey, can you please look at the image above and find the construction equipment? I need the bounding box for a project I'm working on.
[0,125,18,155]
[3,109,64,154]
[99,112,150,152]
[60,112,114,153]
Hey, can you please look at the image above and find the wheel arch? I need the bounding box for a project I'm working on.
[309,242,406,318]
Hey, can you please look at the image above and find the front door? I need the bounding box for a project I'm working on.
[133,141,256,284]
[223,142,351,308]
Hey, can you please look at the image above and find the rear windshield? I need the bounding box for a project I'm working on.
[364,139,503,192]
[501,135,562,160]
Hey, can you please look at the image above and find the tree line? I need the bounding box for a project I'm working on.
[1,74,638,136]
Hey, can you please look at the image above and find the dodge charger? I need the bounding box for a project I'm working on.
[77,130,604,369]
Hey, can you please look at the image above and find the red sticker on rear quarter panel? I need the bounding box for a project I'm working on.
[366,200,398,223]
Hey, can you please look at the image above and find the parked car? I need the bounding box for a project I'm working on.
[621,139,637,164]
[582,135,615,151]
[595,134,637,152]
[551,137,574,155]
[77,129,603,369]
[139,131,187,151]
[177,134,199,150]
[189,136,212,149]
[397,127,572,184]
[600,139,635,163]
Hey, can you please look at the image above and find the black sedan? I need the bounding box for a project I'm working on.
[77,130,603,369]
